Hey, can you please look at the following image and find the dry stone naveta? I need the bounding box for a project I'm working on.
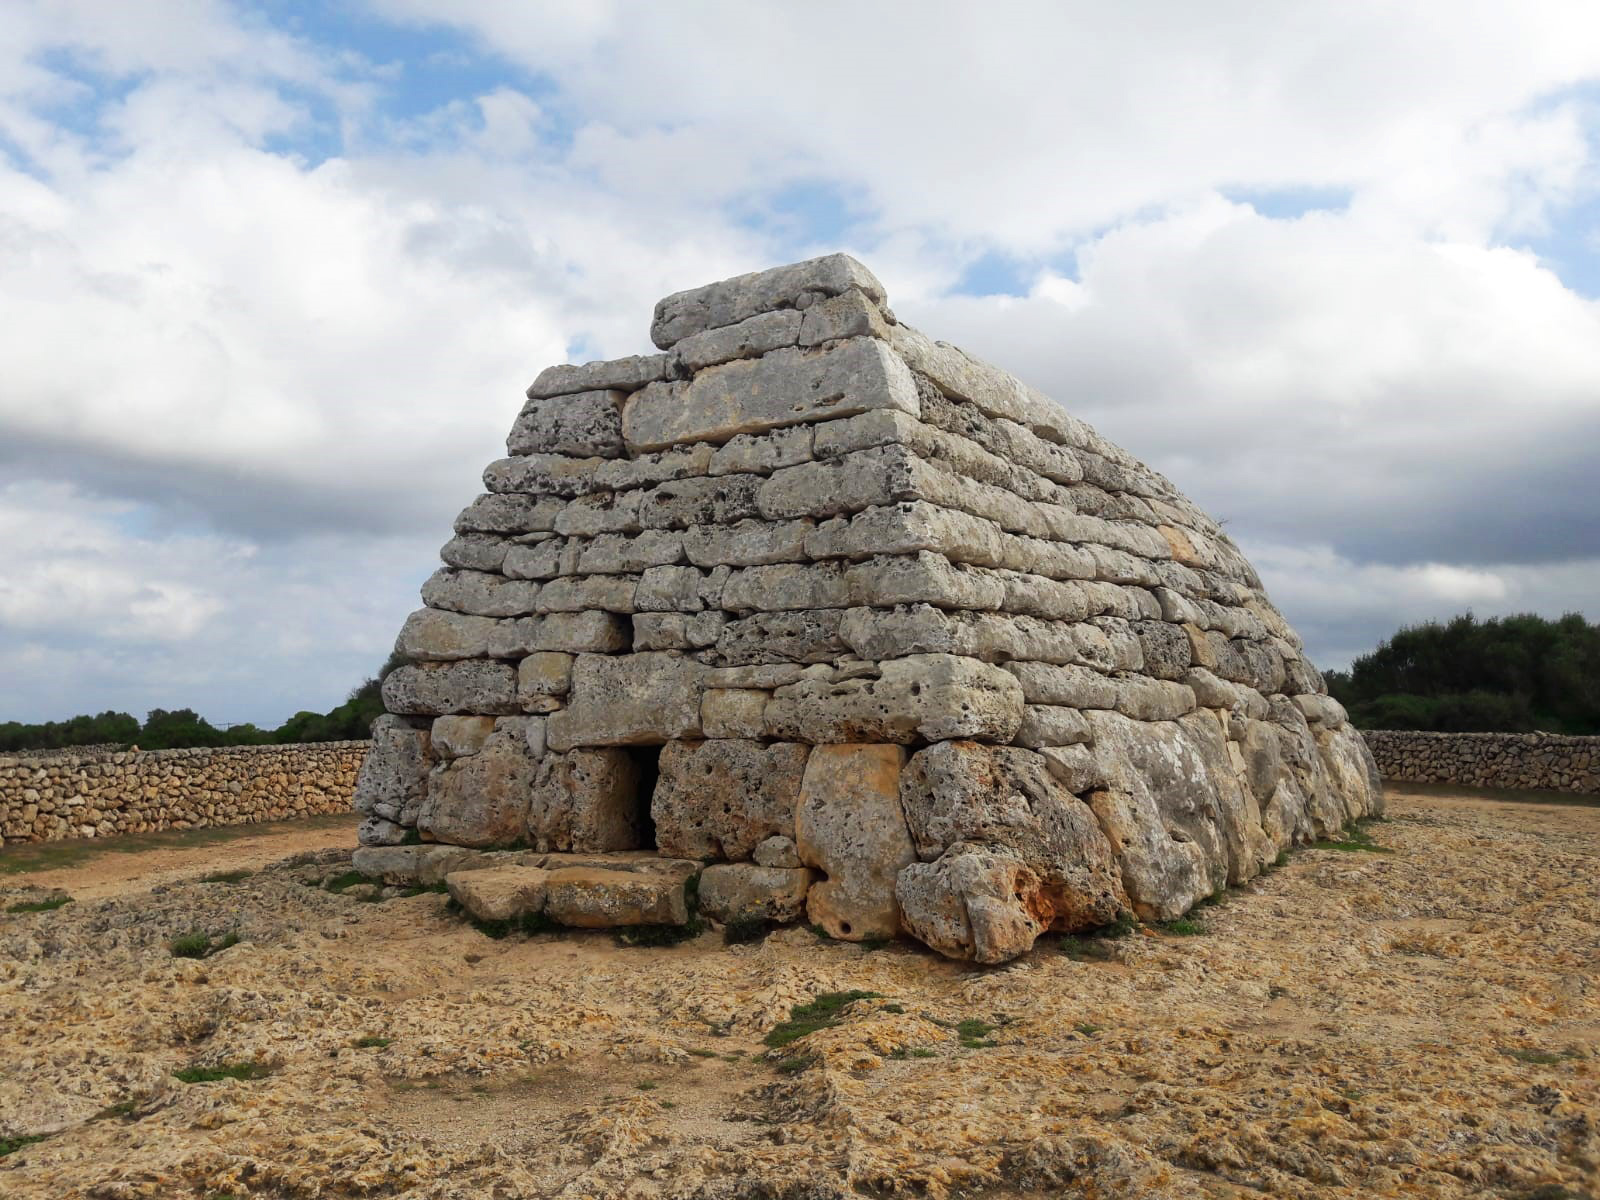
[353,254,1382,964]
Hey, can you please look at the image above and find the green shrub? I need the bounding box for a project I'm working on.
[0,1133,48,1157]
[173,1061,272,1083]
[6,895,72,914]
[169,930,241,959]
[764,991,883,1049]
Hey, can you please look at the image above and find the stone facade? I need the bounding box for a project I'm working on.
[359,254,1382,963]
[0,743,366,847]
[1363,729,1600,795]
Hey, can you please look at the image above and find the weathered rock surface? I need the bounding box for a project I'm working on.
[697,863,816,924]
[896,845,1050,964]
[652,739,808,860]
[446,865,550,923]
[417,728,538,848]
[525,749,644,853]
[543,865,693,927]
[795,744,914,940]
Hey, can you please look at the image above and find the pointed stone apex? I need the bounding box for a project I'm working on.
[650,253,887,349]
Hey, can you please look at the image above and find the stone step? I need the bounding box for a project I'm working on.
[350,843,701,889]
[445,858,698,928]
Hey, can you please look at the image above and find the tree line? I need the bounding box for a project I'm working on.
[1325,612,1600,735]
[0,653,406,754]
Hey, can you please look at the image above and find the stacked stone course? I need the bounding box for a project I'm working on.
[1363,729,1600,795]
[0,742,365,847]
[357,254,1381,963]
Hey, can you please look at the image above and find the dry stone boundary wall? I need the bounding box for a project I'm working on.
[1362,730,1600,796]
[0,742,367,848]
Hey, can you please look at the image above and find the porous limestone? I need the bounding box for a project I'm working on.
[354,253,1380,962]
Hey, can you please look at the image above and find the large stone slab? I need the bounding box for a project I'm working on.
[651,739,809,860]
[898,740,1126,931]
[697,864,815,925]
[447,865,550,923]
[526,353,672,400]
[552,652,705,747]
[525,749,646,853]
[382,661,519,717]
[395,608,499,661]
[650,253,886,348]
[417,726,539,847]
[508,389,626,458]
[353,715,433,824]
[764,654,1024,744]
[623,339,919,452]
[543,866,692,927]
[794,743,914,941]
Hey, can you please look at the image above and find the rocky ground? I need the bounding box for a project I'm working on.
[0,785,1594,1200]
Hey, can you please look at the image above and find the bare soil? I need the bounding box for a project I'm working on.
[0,785,1595,1199]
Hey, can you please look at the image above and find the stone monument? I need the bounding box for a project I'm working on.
[351,254,1381,963]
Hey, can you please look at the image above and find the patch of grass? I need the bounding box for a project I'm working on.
[169,930,241,959]
[6,895,72,913]
[859,935,892,951]
[881,1003,905,1014]
[764,990,883,1049]
[1095,909,1138,939]
[397,882,449,898]
[1272,849,1292,868]
[723,915,774,945]
[322,870,372,893]
[636,1080,657,1091]
[173,1061,272,1084]
[888,1046,938,1060]
[1074,1022,1104,1036]
[1312,820,1395,855]
[97,1098,140,1119]
[0,1133,48,1157]
[1156,917,1206,936]
[773,1055,815,1075]
[807,923,832,940]
[198,869,253,884]
[687,1047,718,1058]
[447,899,558,940]
[1501,1047,1583,1066]
[353,1035,393,1049]
[615,915,705,947]
[1196,887,1228,908]
[660,1099,677,1109]
[957,1018,998,1049]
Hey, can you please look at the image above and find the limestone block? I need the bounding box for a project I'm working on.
[395,608,499,661]
[673,308,802,371]
[358,815,409,846]
[723,562,849,611]
[517,652,573,707]
[811,408,920,458]
[701,689,769,739]
[525,749,645,852]
[575,531,684,575]
[898,740,1126,930]
[421,569,540,618]
[556,652,705,746]
[535,574,639,614]
[1002,661,1118,709]
[704,664,807,689]
[896,847,1048,964]
[543,867,691,927]
[353,844,490,886]
[1013,704,1094,749]
[652,739,809,860]
[845,551,1006,611]
[430,715,496,759]
[446,866,551,923]
[795,744,913,940]
[804,501,1006,567]
[650,253,886,348]
[489,612,631,656]
[554,490,643,537]
[754,834,802,868]
[638,474,764,530]
[352,715,433,821]
[454,493,563,535]
[593,443,714,490]
[382,661,519,717]
[632,611,726,651]
[1132,621,1193,681]
[758,444,924,520]
[798,288,892,346]
[1039,744,1105,794]
[417,727,538,847]
[1295,693,1348,728]
[501,538,567,582]
[994,572,1094,622]
[683,519,813,567]
[526,352,672,399]
[698,864,816,925]
[1108,676,1197,723]
[483,453,604,498]
[508,389,626,458]
[441,532,511,573]
[764,654,1025,744]
[712,610,846,666]
[624,339,918,452]
[636,564,717,612]
[710,425,815,476]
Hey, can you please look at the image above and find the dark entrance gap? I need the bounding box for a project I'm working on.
[626,744,662,850]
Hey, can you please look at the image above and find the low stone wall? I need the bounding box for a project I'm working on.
[0,742,369,847]
[1362,730,1600,796]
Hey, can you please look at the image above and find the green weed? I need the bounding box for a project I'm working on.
[764,990,883,1049]
[1501,1047,1582,1066]
[173,1061,272,1084]
[774,1055,815,1075]
[353,1035,393,1049]
[1074,1022,1104,1036]
[0,1133,48,1157]
[957,1018,998,1049]
[6,895,72,913]
[722,915,773,945]
[169,930,240,959]
[1157,917,1206,936]
[614,915,705,947]
[1312,820,1394,855]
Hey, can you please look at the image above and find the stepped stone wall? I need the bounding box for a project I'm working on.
[0,742,366,847]
[1363,729,1600,795]
[357,253,1382,963]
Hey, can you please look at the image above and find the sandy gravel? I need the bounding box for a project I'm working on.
[0,785,1594,1199]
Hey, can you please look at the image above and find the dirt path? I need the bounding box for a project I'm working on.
[0,813,358,902]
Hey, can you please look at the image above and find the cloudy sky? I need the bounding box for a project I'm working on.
[3,1,1599,727]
